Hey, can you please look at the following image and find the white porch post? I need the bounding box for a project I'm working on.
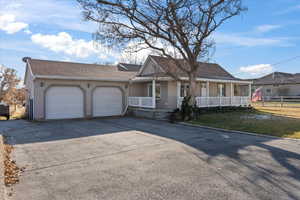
[177,81,181,108]
[248,83,252,104]
[230,83,234,106]
[152,79,156,108]
[206,81,209,107]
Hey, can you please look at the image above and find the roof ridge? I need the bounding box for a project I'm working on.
[29,58,117,67]
[149,55,219,65]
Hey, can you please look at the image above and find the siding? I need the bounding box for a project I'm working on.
[140,59,164,76]
[129,83,147,96]
[33,78,128,120]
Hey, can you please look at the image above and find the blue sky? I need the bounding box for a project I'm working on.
[1,0,300,79]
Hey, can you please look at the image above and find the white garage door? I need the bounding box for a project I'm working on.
[46,86,84,119]
[93,87,123,117]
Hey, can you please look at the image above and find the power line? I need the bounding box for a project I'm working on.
[232,55,300,76]
[270,55,300,66]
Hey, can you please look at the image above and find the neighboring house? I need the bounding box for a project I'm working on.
[24,55,252,120]
[252,72,300,97]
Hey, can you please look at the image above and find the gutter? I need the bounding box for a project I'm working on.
[33,75,132,82]
[132,76,253,84]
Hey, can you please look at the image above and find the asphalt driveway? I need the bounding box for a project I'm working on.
[1,117,300,200]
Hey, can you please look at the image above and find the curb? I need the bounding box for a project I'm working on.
[178,122,300,141]
[0,135,6,200]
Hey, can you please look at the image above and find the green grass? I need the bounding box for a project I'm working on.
[190,107,300,139]
[252,102,300,108]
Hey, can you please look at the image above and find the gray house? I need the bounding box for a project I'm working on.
[252,72,300,97]
[129,55,252,110]
[24,55,251,120]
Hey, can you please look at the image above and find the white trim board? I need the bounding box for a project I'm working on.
[132,76,252,84]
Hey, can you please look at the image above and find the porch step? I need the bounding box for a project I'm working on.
[127,107,172,120]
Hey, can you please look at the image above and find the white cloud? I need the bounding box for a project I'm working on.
[119,42,158,64]
[24,29,32,34]
[0,0,96,33]
[31,32,114,59]
[239,64,273,76]
[275,5,300,15]
[0,14,28,34]
[255,25,281,33]
[214,32,291,47]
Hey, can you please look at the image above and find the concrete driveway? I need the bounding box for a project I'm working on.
[1,117,300,200]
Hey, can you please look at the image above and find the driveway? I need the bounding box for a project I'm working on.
[1,117,300,200]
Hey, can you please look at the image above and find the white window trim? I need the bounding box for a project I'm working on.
[218,83,226,97]
[147,83,161,99]
[200,82,207,97]
[180,83,190,97]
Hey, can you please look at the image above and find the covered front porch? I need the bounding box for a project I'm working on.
[128,78,252,109]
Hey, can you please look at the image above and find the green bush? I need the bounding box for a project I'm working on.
[169,96,253,122]
[180,96,193,121]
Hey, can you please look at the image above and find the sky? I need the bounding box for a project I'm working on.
[0,0,300,80]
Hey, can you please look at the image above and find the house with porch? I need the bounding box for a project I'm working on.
[23,55,251,120]
[128,55,252,111]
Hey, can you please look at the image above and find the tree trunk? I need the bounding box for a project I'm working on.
[188,73,197,106]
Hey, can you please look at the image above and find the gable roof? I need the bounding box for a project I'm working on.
[25,58,137,81]
[253,72,300,85]
[117,63,142,72]
[139,55,240,81]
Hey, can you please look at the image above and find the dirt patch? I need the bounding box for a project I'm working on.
[240,114,272,120]
[4,144,24,187]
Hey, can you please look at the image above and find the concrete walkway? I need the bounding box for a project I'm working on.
[1,117,300,200]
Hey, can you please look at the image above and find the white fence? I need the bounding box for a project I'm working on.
[178,96,250,108]
[253,96,300,108]
[128,97,154,108]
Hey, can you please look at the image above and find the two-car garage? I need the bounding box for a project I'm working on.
[45,86,124,120]
[23,58,136,120]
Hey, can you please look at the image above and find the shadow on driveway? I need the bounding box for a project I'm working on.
[2,117,300,200]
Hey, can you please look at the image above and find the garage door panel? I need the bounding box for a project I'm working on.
[93,87,123,117]
[46,86,84,119]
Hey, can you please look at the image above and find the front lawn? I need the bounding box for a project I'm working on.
[189,106,300,139]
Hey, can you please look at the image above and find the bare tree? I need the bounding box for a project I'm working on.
[78,0,246,103]
[0,65,20,103]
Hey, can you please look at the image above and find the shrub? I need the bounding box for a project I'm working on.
[180,96,193,121]
[169,108,181,123]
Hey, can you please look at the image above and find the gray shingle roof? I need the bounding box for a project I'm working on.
[140,55,241,80]
[27,59,137,81]
[117,63,142,72]
[253,72,300,85]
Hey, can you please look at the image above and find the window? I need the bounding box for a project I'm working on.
[218,84,226,97]
[148,83,161,99]
[180,84,190,97]
[200,83,207,97]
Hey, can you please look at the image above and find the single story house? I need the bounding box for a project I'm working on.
[252,72,300,97]
[128,55,252,109]
[23,55,252,120]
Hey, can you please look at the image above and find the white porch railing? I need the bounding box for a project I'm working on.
[128,97,155,108]
[178,96,251,108]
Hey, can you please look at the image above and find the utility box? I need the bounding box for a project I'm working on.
[0,105,9,120]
